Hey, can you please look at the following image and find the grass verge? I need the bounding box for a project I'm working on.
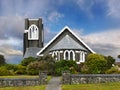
[0,75,38,78]
[62,82,120,90]
[0,85,45,90]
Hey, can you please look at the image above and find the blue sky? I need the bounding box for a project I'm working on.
[0,0,120,64]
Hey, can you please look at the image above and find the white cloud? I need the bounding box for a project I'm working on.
[48,11,64,22]
[107,0,120,18]
[0,46,22,55]
[76,0,94,18]
[0,37,22,47]
[81,29,120,60]
[0,37,23,56]
[0,16,24,39]
[83,29,120,47]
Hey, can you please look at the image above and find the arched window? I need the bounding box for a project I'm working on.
[64,50,69,60]
[70,51,73,60]
[52,51,59,60]
[65,51,69,60]
[28,24,39,40]
[70,50,75,61]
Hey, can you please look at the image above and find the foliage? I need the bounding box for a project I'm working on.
[118,55,120,59]
[26,55,55,75]
[106,66,120,74]
[83,54,107,74]
[104,56,115,70]
[0,66,14,76]
[5,64,18,72]
[27,61,48,75]
[54,60,78,75]
[21,57,36,66]
[0,54,6,66]
[15,65,27,75]
[37,55,55,75]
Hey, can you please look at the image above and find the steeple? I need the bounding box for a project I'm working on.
[23,18,44,57]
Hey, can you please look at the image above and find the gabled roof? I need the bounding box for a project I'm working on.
[37,26,95,56]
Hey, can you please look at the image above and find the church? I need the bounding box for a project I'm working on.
[23,18,95,64]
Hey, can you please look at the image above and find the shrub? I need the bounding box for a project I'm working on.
[15,65,26,75]
[0,66,14,76]
[5,64,18,72]
[27,61,49,75]
[104,56,115,70]
[54,60,78,75]
[21,57,36,66]
[106,66,120,74]
[83,54,107,74]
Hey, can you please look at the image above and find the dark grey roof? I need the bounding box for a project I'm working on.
[24,47,41,58]
[50,34,87,51]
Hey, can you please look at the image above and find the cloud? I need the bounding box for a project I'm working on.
[0,37,23,62]
[107,0,120,18]
[82,29,120,60]
[48,11,64,22]
[0,46,22,56]
[0,16,24,39]
[44,27,56,44]
[83,29,120,47]
[0,0,51,16]
[76,0,95,18]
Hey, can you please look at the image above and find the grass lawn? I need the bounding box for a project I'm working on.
[62,82,120,90]
[0,85,45,90]
[0,75,39,78]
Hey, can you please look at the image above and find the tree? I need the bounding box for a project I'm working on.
[0,54,6,66]
[27,61,49,75]
[104,56,115,70]
[84,54,107,74]
[27,55,55,75]
[54,60,78,75]
[118,55,120,59]
[21,57,36,66]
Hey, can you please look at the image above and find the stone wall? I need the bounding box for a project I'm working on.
[62,71,120,84]
[0,78,40,87]
[0,71,47,87]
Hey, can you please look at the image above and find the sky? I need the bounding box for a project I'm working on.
[0,0,120,64]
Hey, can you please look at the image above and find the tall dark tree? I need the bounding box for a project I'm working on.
[118,55,120,59]
[0,54,6,66]
[104,56,115,69]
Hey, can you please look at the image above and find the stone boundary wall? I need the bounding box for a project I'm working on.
[0,78,40,87]
[0,71,47,87]
[62,71,120,84]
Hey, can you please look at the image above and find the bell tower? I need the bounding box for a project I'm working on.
[23,18,44,57]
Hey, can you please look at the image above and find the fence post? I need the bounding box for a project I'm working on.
[62,71,71,84]
[39,71,47,85]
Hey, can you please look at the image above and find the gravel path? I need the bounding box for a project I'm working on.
[46,77,61,90]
